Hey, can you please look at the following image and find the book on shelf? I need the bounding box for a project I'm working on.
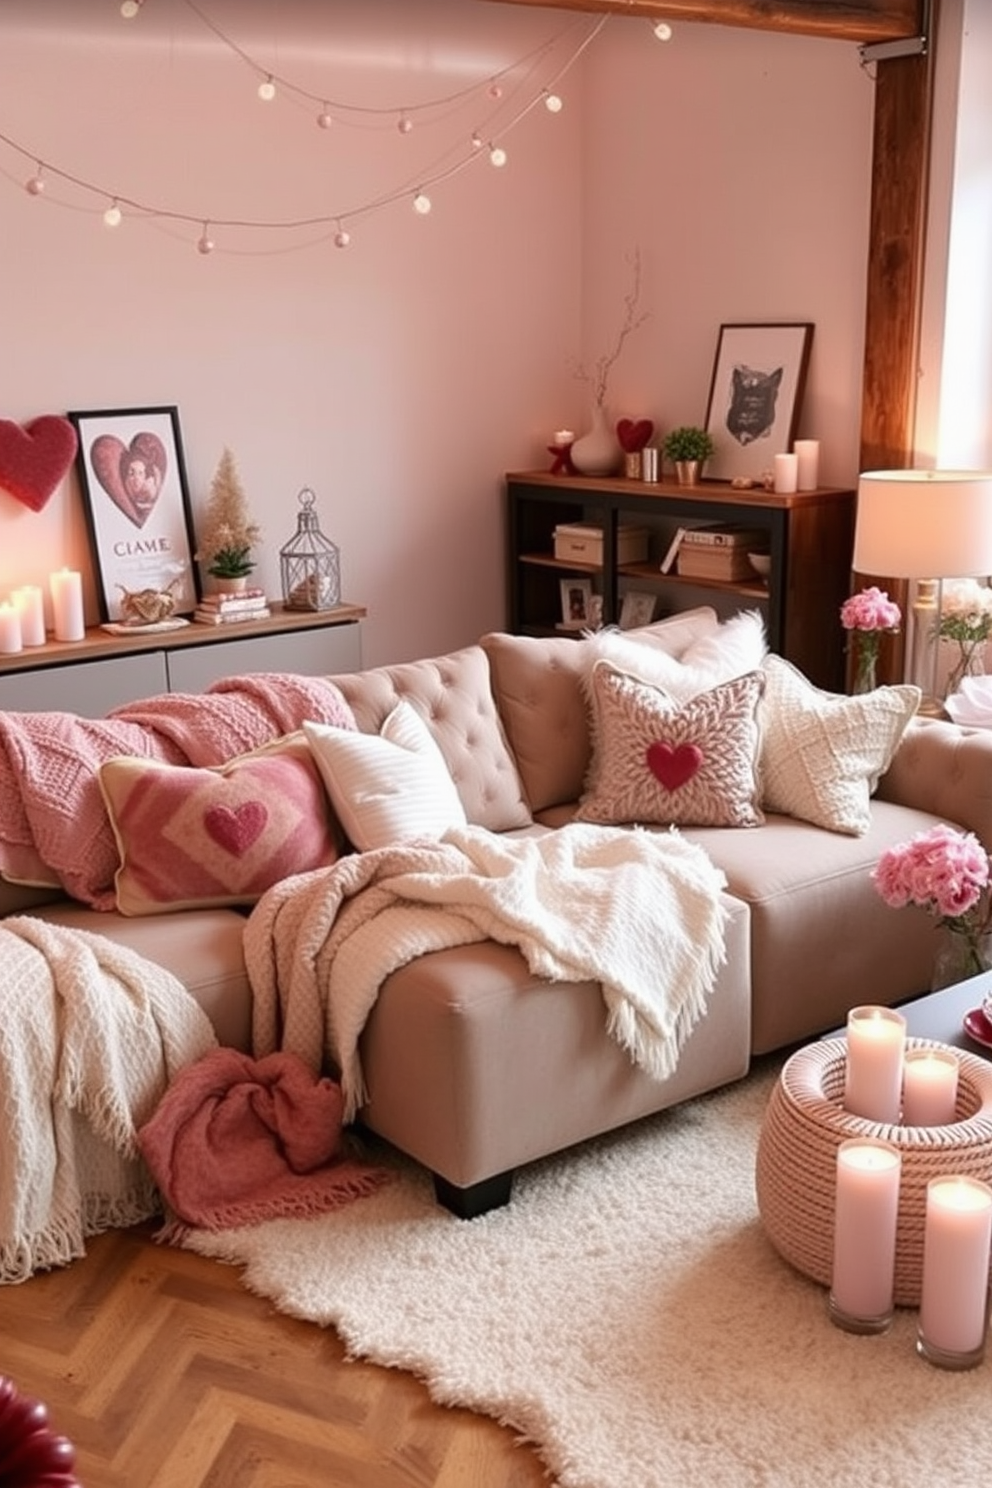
[659,526,688,574]
[679,524,765,549]
[197,588,268,612]
[193,605,272,626]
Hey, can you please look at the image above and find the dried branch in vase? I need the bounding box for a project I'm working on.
[572,248,650,408]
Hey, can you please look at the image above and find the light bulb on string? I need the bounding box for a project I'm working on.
[489,144,507,168]
[412,191,431,216]
[652,20,673,40]
[258,76,276,102]
[544,91,563,113]
[103,200,122,228]
[316,106,333,130]
[25,164,44,196]
[197,224,214,255]
[397,113,413,135]
[333,225,351,248]
[120,0,142,16]
[488,82,503,100]
[470,130,483,151]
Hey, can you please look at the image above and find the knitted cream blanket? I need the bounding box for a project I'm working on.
[0,916,217,1285]
[246,823,729,1120]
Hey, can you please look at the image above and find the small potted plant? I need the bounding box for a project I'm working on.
[195,447,262,593]
[662,426,715,485]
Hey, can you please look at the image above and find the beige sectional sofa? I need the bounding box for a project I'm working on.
[6,607,992,1219]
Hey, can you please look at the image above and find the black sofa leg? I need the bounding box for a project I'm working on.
[433,1169,513,1219]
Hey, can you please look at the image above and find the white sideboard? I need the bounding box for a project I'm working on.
[0,602,365,716]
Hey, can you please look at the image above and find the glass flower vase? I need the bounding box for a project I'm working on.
[931,926,992,991]
[852,634,880,694]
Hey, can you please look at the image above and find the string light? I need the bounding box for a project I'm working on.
[412,191,432,215]
[257,76,276,102]
[25,164,44,195]
[333,225,351,248]
[652,21,673,41]
[316,107,333,130]
[489,144,508,168]
[544,91,563,113]
[103,200,122,227]
[488,83,503,100]
[470,130,484,151]
[120,0,143,16]
[197,223,215,254]
[397,113,413,135]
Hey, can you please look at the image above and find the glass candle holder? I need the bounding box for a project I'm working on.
[828,1137,902,1334]
[917,1175,992,1369]
[843,1005,907,1124]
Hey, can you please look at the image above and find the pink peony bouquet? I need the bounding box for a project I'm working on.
[840,587,901,692]
[873,823,992,977]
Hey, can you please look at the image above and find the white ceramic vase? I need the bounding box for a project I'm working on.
[569,404,620,477]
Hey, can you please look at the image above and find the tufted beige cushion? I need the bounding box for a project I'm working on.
[481,609,723,813]
[327,646,531,832]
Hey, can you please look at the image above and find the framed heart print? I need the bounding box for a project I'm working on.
[68,405,200,621]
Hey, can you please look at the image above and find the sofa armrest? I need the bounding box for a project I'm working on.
[875,717,992,850]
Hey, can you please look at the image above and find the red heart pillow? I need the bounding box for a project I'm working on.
[616,418,654,454]
[0,415,78,512]
[647,740,703,791]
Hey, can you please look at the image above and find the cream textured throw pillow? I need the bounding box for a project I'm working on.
[759,654,921,835]
[575,661,766,828]
[585,609,767,704]
[305,700,467,851]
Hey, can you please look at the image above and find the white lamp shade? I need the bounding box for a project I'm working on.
[854,469,992,578]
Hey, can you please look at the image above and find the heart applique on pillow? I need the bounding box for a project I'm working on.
[0,415,78,512]
[646,741,703,792]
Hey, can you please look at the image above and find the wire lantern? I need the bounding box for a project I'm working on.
[280,487,341,611]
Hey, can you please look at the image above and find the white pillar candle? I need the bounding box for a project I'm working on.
[918,1175,992,1367]
[793,438,820,491]
[773,452,799,494]
[49,568,85,642]
[12,585,46,647]
[0,601,22,655]
[844,1005,907,1124]
[829,1138,901,1331]
[901,1047,959,1127]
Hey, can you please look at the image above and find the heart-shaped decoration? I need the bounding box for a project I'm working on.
[0,415,78,512]
[616,418,654,454]
[204,800,268,856]
[646,741,703,792]
[89,429,168,529]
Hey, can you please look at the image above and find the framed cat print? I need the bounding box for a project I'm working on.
[703,323,814,483]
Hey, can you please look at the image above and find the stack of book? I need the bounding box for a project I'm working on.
[674,525,766,582]
[193,587,271,626]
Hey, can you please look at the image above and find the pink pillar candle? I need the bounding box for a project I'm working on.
[793,439,820,491]
[773,452,798,493]
[918,1176,992,1368]
[13,585,46,646]
[844,1005,907,1124]
[0,601,22,655]
[49,568,85,642]
[829,1138,902,1331]
[901,1047,959,1127]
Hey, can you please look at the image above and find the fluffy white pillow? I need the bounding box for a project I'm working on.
[585,609,767,704]
[304,701,467,851]
[759,655,921,835]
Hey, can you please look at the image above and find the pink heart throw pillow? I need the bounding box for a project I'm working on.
[0,415,78,512]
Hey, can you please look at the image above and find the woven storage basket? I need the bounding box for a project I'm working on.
[756,1037,992,1307]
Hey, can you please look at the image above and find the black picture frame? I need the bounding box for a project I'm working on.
[68,405,200,622]
[703,322,814,483]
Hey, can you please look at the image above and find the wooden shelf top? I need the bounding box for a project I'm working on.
[506,469,855,509]
[0,600,367,676]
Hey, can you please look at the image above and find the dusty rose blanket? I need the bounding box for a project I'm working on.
[137,1047,389,1234]
[0,672,355,908]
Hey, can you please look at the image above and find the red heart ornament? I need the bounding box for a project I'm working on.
[0,415,78,512]
[646,741,703,791]
[89,429,168,529]
[204,800,268,856]
[616,418,654,454]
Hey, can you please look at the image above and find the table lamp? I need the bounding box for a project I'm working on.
[853,469,992,713]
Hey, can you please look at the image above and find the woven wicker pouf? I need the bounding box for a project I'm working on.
[755,1037,992,1307]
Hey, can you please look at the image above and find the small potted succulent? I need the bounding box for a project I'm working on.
[662,425,715,485]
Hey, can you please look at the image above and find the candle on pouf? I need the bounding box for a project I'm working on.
[902,1047,959,1127]
[918,1175,992,1369]
[829,1138,902,1332]
[49,568,84,642]
[844,1005,907,1124]
[0,601,22,655]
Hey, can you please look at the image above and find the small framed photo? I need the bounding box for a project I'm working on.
[620,591,657,631]
[68,405,200,622]
[560,577,594,630]
[703,322,814,483]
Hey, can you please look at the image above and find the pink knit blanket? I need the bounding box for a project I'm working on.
[0,672,355,908]
[137,1047,389,1234]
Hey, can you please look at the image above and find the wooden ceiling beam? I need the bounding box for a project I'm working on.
[488,1,925,45]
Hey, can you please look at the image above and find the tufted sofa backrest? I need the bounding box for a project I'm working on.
[327,645,531,832]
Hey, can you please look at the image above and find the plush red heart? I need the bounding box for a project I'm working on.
[646,741,703,791]
[204,801,268,855]
[616,418,654,454]
[0,415,78,512]
[89,430,168,530]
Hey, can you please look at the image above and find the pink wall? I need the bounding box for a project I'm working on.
[0,2,872,665]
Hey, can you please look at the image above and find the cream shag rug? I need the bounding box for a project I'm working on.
[182,1061,992,1488]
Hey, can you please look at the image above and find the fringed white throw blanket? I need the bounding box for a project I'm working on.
[246,822,728,1119]
[0,917,217,1285]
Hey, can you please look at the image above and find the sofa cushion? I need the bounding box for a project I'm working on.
[99,733,342,916]
[575,662,765,828]
[759,655,921,835]
[327,645,530,832]
[582,608,767,702]
[482,608,721,813]
[305,701,467,851]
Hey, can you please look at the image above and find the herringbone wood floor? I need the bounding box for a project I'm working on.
[0,1221,551,1488]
